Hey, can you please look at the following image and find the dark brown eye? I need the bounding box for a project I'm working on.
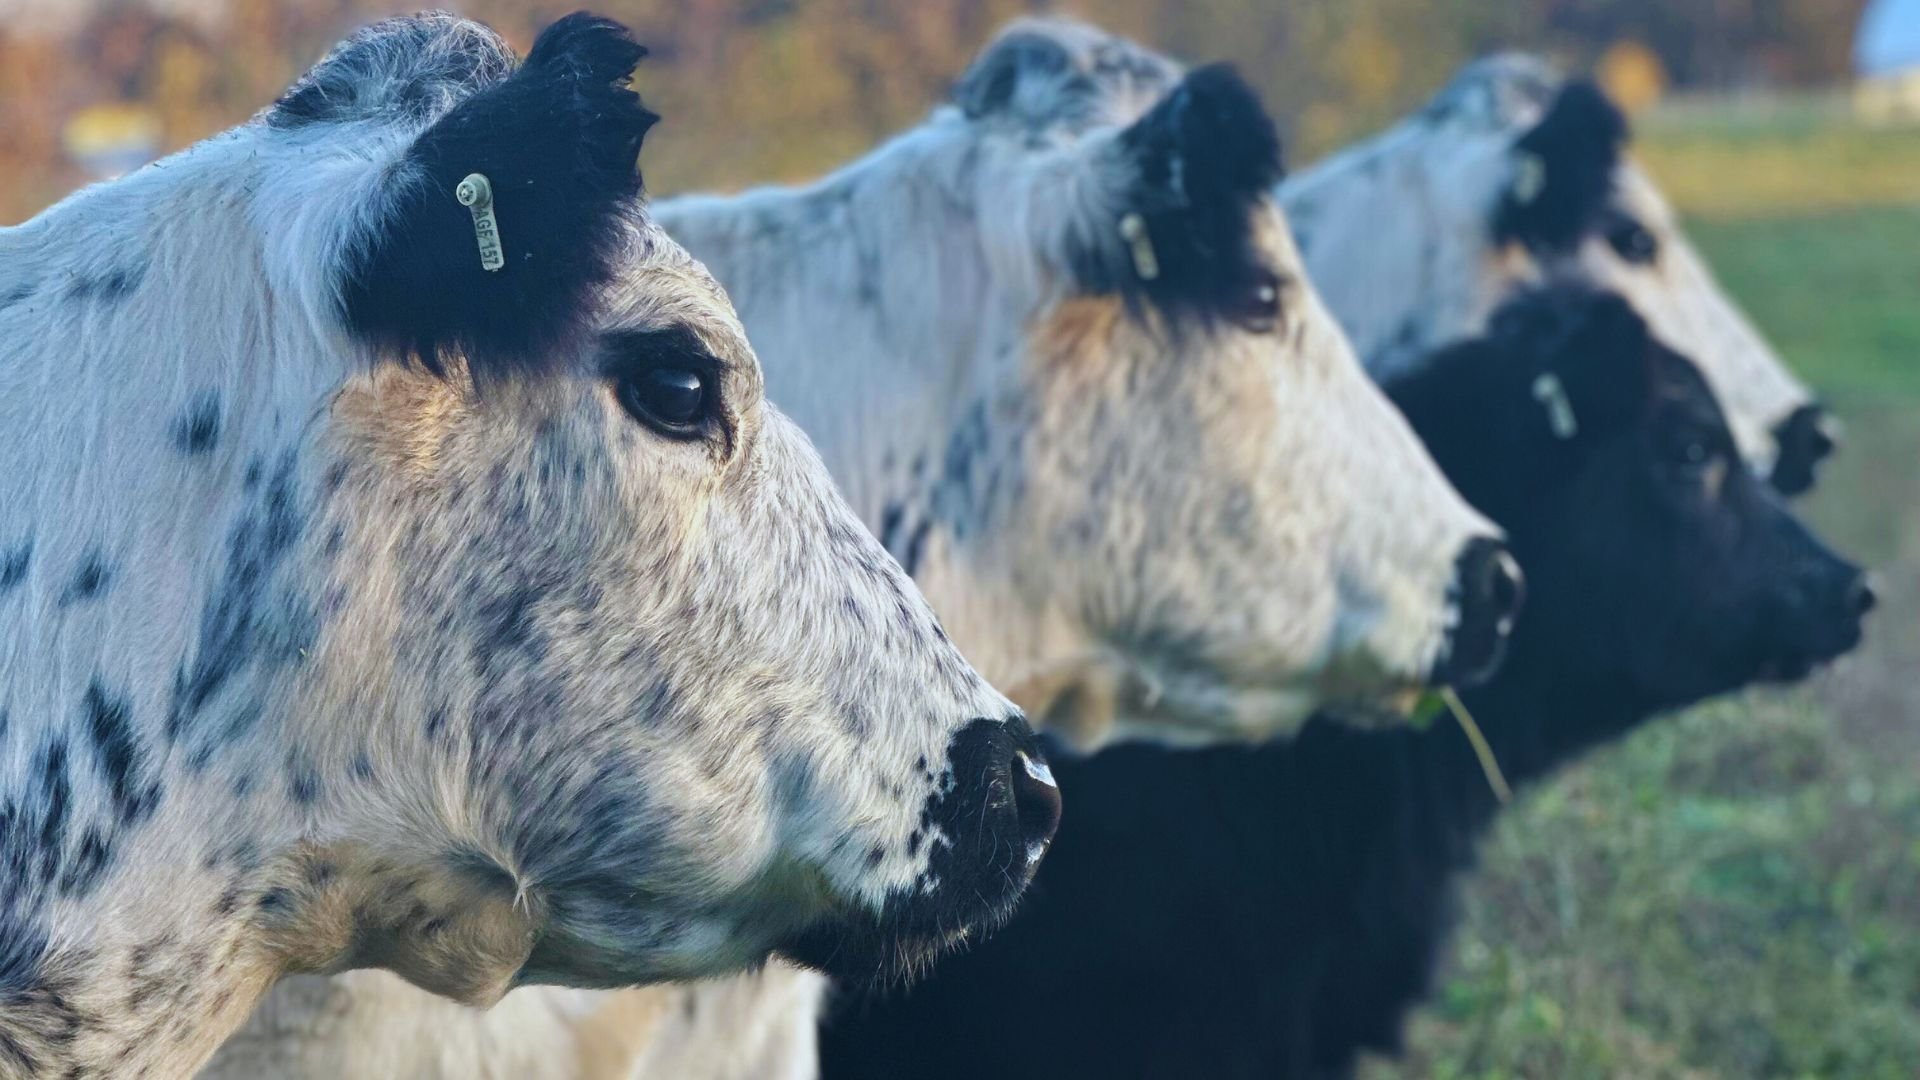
[618,367,709,434]
[1235,272,1284,332]
[1607,219,1660,265]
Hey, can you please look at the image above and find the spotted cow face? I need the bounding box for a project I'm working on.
[935,24,1518,744]
[0,20,1058,1061]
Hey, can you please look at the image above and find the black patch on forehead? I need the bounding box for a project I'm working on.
[337,13,658,385]
[270,13,518,130]
[954,30,1076,120]
[1494,81,1627,255]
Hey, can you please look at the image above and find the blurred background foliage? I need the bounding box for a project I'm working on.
[0,0,1882,222]
[5,2,1919,1077]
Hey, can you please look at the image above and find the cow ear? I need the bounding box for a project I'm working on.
[1074,65,1284,315]
[339,14,658,382]
[1496,287,1652,440]
[1494,80,1626,255]
[953,29,1075,119]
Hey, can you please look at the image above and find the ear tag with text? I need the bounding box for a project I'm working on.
[1118,212,1160,281]
[1532,371,1579,440]
[456,173,506,272]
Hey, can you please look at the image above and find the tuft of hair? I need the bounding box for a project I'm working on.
[1088,64,1285,321]
[270,11,517,130]
[951,17,1182,131]
[338,12,659,382]
[1493,80,1627,254]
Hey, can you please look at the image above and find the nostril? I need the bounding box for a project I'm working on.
[1010,750,1062,861]
[1849,573,1879,618]
[1484,548,1526,632]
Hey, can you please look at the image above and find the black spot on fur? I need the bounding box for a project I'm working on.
[285,756,322,805]
[0,542,32,595]
[338,13,659,383]
[64,264,145,304]
[350,752,376,781]
[59,556,113,607]
[56,828,112,898]
[168,450,306,748]
[83,682,152,826]
[171,393,223,455]
[1493,81,1626,255]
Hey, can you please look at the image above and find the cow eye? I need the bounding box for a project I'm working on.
[1606,219,1661,266]
[603,328,722,440]
[618,367,709,435]
[1658,422,1717,477]
[1234,272,1285,333]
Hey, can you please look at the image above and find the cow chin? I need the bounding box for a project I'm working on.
[774,888,1020,990]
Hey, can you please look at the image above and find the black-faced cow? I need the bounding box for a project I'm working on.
[0,14,1058,1077]
[206,22,1524,1080]
[1280,53,1836,494]
[818,286,1873,1080]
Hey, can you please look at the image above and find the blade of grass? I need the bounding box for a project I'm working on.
[1442,686,1511,804]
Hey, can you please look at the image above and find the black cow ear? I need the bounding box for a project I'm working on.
[1076,64,1284,316]
[340,13,659,382]
[1494,80,1626,255]
[954,30,1074,119]
[1496,288,1652,439]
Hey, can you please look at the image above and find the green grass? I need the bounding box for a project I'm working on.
[1368,104,1920,1080]
[1686,208,1920,404]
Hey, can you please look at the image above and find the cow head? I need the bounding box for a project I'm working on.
[1280,54,1832,494]
[913,25,1517,745]
[1391,287,1871,709]
[0,14,1056,1072]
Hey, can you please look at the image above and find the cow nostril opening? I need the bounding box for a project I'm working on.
[1849,573,1879,619]
[1011,750,1062,861]
[1436,538,1527,688]
[1485,549,1526,632]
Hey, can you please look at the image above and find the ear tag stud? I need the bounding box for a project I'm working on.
[456,173,505,272]
[1119,212,1160,281]
[1532,372,1579,439]
[1513,152,1547,207]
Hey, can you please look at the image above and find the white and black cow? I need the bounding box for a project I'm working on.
[818,286,1874,1080]
[207,21,1523,1080]
[1280,53,1836,494]
[0,14,1059,1078]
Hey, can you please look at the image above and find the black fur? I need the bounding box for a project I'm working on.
[1072,65,1286,325]
[779,716,1049,989]
[820,289,1870,1080]
[338,13,659,382]
[1493,81,1626,255]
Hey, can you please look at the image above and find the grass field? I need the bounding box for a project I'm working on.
[1369,106,1920,1080]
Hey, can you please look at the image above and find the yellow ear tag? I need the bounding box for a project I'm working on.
[1118,212,1160,281]
[456,173,505,272]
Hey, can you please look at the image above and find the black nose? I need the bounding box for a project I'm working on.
[1011,746,1063,860]
[1770,403,1838,497]
[1433,537,1526,688]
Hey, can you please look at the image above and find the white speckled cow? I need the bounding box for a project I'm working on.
[0,14,1058,1078]
[1279,53,1835,494]
[208,16,1527,1080]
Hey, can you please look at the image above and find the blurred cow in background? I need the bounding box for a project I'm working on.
[1280,54,1837,495]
